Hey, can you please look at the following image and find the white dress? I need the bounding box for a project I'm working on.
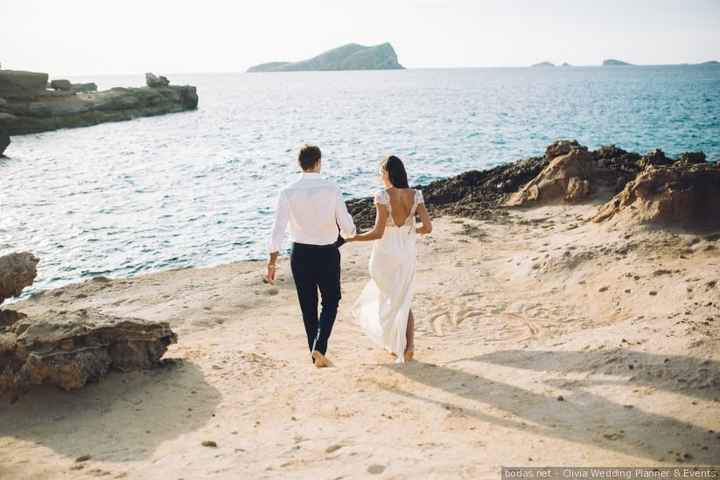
[352,189,424,363]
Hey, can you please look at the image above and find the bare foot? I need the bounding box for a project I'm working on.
[312,351,330,368]
[404,350,414,362]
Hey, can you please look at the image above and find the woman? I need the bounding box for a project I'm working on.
[347,155,433,363]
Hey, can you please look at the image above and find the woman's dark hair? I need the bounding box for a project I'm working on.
[381,155,409,188]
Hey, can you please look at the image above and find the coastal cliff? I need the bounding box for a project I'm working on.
[0,70,198,136]
[247,43,404,72]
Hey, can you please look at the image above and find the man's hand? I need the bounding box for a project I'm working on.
[266,262,277,284]
[266,252,279,284]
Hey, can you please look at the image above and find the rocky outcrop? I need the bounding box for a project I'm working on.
[0,70,49,99]
[248,43,404,72]
[0,309,177,397]
[593,163,720,228]
[0,253,177,399]
[506,144,595,206]
[676,152,706,166]
[638,149,671,169]
[0,68,194,138]
[0,253,39,305]
[347,141,715,230]
[146,72,170,88]
[70,82,97,93]
[348,155,549,229]
[0,127,9,157]
[0,71,198,135]
[49,79,72,91]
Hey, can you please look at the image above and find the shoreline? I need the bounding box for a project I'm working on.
[6,139,719,298]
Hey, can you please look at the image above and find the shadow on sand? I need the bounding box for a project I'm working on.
[378,350,719,464]
[0,359,220,466]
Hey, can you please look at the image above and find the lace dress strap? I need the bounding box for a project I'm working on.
[374,190,390,207]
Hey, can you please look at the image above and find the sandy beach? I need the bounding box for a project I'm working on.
[2,201,718,479]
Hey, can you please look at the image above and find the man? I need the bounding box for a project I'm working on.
[266,145,356,367]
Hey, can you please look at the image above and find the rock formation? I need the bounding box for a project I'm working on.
[506,144,594,206]
[0,253,39,305]
[0,70,49,99]
[70,82,97,93]
[146,72,170,88]
[0,309,177,397]
[0,252,177,399]
[593,163,720,228]
[248,43,404,72]
[532,61,555,67]
[0,127,9,157]
[347,141,714,230]
[0,70,198,135]
[49,79,72,91]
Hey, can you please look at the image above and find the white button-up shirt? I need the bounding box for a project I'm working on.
[268,172,357,253]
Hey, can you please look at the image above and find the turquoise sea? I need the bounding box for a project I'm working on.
[2,65,719,293]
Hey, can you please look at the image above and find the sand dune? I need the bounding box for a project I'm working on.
[1,204,719,479]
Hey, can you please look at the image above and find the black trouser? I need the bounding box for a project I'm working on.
[290,242,341,358]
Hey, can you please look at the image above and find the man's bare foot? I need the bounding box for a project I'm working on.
[312,351,330,368]
[404,350,414,362]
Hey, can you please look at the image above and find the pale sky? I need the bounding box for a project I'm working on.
[1,0,719,76]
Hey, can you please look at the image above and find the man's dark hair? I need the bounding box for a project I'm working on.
[298,145,322,171]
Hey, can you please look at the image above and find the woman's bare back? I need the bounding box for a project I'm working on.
[385,188,416,226]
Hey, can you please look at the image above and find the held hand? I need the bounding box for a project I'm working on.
[266,262,277,284]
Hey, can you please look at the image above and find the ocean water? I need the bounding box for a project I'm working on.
[1,66,719,294]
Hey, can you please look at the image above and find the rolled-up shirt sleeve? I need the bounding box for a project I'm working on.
[268,190,289,253]
[335,188,357,239]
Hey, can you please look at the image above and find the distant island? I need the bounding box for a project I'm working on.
[247,43,404,72]
[531,61,555,67]
[560,62,572,67]
[603,59,633,66]
[698,60,720,65]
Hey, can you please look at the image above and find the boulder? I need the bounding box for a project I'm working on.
[639,149,671,169]
[49,79,72,91]
[0,253,38,304]
[545,139,582,160]
[676,151,706,166]
[145,72,170,88]
[593,163,720,228]
[506,147,595,206]
[0,127,9,157]
[0,70,49,99]
[0,308,177,397]
[71,82,98,93]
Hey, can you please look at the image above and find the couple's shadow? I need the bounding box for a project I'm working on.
[377,350,719,464]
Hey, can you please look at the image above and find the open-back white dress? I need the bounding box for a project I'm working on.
[352,189,424,362]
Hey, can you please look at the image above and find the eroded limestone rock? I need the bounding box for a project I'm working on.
[0,308,177,397]
[506,147,595,206]
[593,163,720,227]
[0,252,39,304]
